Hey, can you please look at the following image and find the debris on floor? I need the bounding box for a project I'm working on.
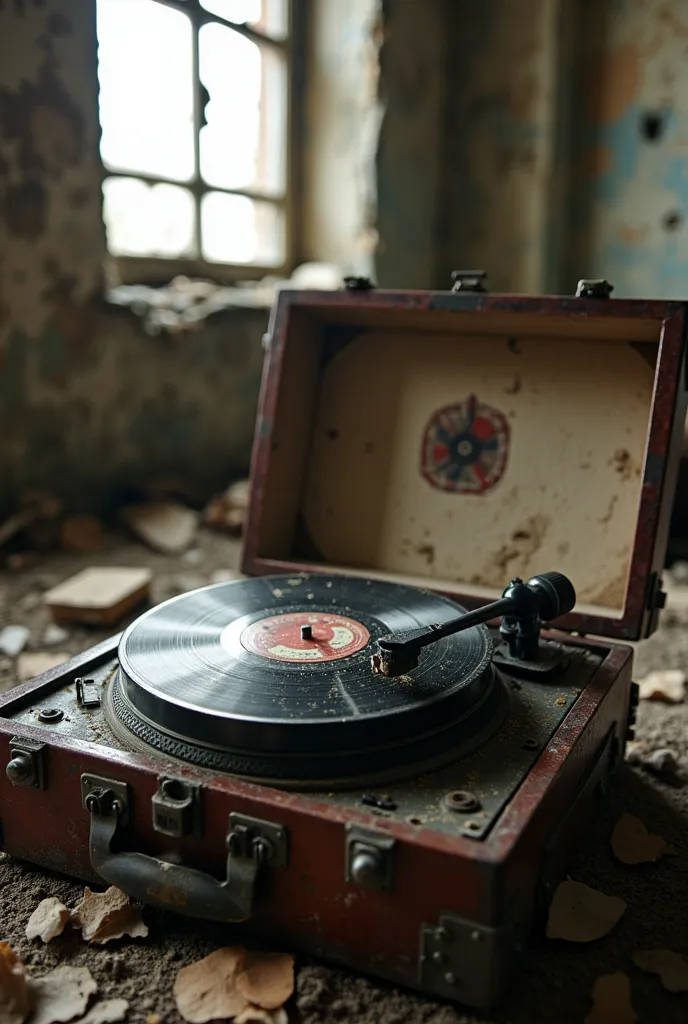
[204,479,250,536]
[42,624,70,646]
[584,971,637,1024]
[121,502,199,554]
[611,812,674,865]
[25,898,70,943]
[0,942,31,1024]
[71,886,148,945]
[173,948,294,1024]
[637,669,686,703]
[632,948,688,992]
[16,652,69,683]
[60,516,104,554]
[72,998,129,1024]
[29,965,98,1024]
[43,567,153,626]
[645,748,680,777]
[545,879,627,942]
[0,624,30,657]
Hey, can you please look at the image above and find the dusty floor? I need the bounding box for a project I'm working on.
[1,531,687,1024]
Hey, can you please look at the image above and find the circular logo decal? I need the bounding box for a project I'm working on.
[240,612,370,663]
[420,395,509,494]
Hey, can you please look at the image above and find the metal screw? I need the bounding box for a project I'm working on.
[6,753,34,786]
[253,837,275,864]
[445,790,480,813]
[444,971,457,986]
[522,738,539,750]
[471,930,482,942]
[38,708,63,723]
[432,951,444,963]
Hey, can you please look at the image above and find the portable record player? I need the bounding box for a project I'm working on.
[1,276,687,1010]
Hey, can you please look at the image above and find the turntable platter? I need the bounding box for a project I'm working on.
[107,574,508,786]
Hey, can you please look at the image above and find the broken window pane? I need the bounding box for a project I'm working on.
[103,178,196,258]
[97,0,195,181]
[199,22,287,196]
[201,192,284,265]
[200,0,289,40]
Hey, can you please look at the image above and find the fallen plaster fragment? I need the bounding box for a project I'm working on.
[546,879,627,942]
[235,1007,289,1024]
[174,948,249,1023]
[0,625,30,657]
[74,998,129,1024]
[637,669,686,703]
[611,813,674,865]
[121,501,199,554]
[42,623,70,646]
[645,748,679,775]
[632,948,688,992]
[25,897,70,942]
[29,966,98,1024]
[584,972,637,1024]
[71,886,148,944]
[0,943,31,1024]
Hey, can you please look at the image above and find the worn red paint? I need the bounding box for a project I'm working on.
[243,289,688,642]
[0,635,633,992]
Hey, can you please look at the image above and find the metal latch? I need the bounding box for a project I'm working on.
[152,777,202,838]
[5,737,46,789]
[75,677,101,707]
[343,275,374,291]
[451,270,488,293]
[81,774,287,922]
[345,825,395,892]
[575,279,614,299]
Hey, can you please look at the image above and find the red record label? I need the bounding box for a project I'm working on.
[240,612,370,663]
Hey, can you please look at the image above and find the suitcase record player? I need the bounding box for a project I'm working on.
[1,278,686,1010]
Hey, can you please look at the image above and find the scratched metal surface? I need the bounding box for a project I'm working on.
[4,640,605,840]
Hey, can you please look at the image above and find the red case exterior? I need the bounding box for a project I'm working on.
[0,635,633,1007]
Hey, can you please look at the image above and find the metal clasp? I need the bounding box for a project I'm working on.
[451,270,488,293]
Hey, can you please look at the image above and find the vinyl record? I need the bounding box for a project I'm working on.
[108,574,508,785]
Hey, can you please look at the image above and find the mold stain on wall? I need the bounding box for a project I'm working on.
[0,0,267,515]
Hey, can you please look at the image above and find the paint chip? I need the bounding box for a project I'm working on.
[584,972,637,1024]
[25,897,70,943]
[29,966,98,1024]
[546,879,627,942]
[0,943,31,1024]
[174,948,249,1023]
[632,949,688,992]
[121,501,199,553]
[71,887,148,945]
[637,669,686,703]
[611,813,674,865]
[236,953,295,1010]
[235,1008,289,1024]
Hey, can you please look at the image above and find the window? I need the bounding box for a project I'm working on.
[96,0,293,281]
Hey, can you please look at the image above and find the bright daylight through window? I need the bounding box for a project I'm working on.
[96,0,289,272]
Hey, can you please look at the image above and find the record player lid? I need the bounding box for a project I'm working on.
[242,288,688,641]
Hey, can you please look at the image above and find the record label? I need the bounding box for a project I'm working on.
[420,394,509,494]
[240,611,370,663]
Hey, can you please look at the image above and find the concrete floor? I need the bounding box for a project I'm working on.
[1,532,687,1024]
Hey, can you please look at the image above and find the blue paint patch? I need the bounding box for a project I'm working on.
[661,156,688,203]
[592,104,643,203]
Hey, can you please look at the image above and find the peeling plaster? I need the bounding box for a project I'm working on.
[572,0,688,298]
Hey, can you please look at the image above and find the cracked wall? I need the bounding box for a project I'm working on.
[0,0,266,516]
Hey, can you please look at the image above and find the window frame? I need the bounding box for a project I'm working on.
[98,0,303,285]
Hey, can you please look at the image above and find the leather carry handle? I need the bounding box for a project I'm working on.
[86,792,258,922]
